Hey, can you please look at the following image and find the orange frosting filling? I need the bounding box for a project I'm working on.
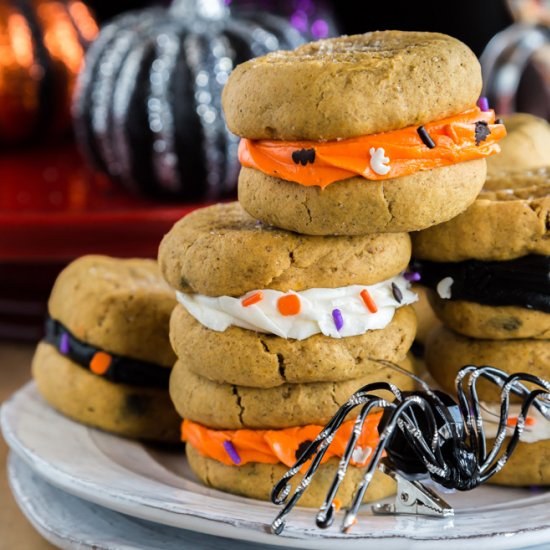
[182,413,382,468]
[238,108,506,188]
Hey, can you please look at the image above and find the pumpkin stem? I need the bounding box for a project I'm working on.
[169,0,228,20]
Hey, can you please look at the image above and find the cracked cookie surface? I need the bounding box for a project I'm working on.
[170,304,416,387]
[169,355,416,429]
[158,202,411,295]
[238,161,486,235]
[186,444,395,507]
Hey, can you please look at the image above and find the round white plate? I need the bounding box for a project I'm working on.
[3,383,550,550]
[7,452,279,550]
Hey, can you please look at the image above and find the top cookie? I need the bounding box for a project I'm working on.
[158,202,411,296]
[486,113,550,177]
[222,31,481,140]
[49,255,177,366]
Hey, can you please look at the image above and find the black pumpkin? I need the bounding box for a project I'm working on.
[73,0,304,199]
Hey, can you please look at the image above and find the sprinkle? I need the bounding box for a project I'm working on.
[242,291,263,307]
[495,118,504,125]
[391,283,403,303]
[332,308,344,331]
[360,289,378,313]
[295,439,312,460]
[474,120,491,145]
[436,277,454,299]
[333,498,342,512]
[404,271,421,282]
[416,125,436,149]
[477,96,490,112]
[90,351,112,375]
[291,148,316,165]
[59,332,70,355]
[277,294,301,316]
[223,440,241,464]
[507,416,536,427]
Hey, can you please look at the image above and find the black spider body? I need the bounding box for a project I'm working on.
[380,390,480,490]
[270,364,550,535]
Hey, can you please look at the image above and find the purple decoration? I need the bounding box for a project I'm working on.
[478,96,490,112]
[59,332,70,355]
[332,308,344,331]
[311,18,329,39]
[290,10,308,32]
[223,440,242,464]
[404,271,421,282]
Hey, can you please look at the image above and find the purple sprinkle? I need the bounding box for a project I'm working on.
[59,333,70,355]
[223,440,241,465]
[332,308,344,331]
[478,96,490,112]
[404,271,421,282]
[311,19,329,39]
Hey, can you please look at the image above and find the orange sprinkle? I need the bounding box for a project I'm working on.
[242,291,263,307]
[506,415,536,427]
[333,498,342,512]
[360,289,378,313]
[90,351,112,375]
[277,294,301,316]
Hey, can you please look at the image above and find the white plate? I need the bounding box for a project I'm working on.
[7,452,279,550]
[3,383,550,550]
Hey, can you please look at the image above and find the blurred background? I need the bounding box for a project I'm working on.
[0,0,549,341]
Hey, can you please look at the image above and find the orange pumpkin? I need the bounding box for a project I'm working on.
[0,0,97,144]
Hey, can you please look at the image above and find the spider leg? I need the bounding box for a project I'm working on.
[481,372,550,475]
[481,389,549,483]
[315,399,391,529]
[270,381,402,535]
[341,395,449,533]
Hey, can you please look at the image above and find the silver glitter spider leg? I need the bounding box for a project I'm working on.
[341,395,449,533]
[315,399,390,529]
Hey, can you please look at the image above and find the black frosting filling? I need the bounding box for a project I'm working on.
[411,255,550,313]
[44,317,170,388]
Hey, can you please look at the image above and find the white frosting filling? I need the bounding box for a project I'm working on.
[480,402,550,444]
[176,274,417,340]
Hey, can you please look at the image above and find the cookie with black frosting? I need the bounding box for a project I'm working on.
[32,255,180,442]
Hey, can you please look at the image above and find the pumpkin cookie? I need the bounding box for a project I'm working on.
[486,113,550,177]
[33,342,180,442]
[158,202,411,296]
[186,445,395,507]
[170,303,416,387]
[170,355,415,430]
[425,325,550,403]
[33,255,179,442]
[238,160,486,235]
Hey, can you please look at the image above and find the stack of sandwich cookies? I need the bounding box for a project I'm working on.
[32,256,181,442]
[160,202,418,505]
[223,32,505,235]
[412,168,550,485]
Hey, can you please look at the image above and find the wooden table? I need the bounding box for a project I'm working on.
[0,340,56,549]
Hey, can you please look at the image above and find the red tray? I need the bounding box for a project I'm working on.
[0,141,209,339]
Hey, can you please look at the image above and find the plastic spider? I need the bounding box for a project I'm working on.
[270,363,550,534]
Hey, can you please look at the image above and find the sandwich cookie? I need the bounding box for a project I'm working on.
[174,357,416,506]
[412,169,550,340]
[223,32,505,235]
[32,255,180,442]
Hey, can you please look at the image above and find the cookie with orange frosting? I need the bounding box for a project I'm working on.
[222,31,505,235]
[32,255,181,442]
[173,356,415,506]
